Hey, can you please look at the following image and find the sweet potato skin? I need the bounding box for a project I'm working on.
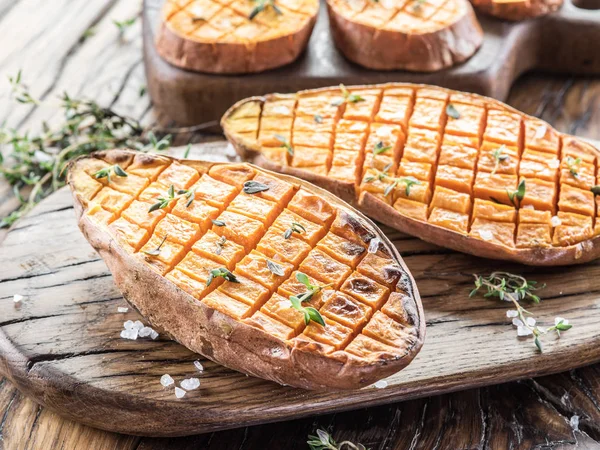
[222,84,600,266]
[469,0,563,20]
[155,8,317,74]
[326,0,483,72]
[68,150,425,390]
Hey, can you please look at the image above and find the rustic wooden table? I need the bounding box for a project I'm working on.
[1,1,600,449]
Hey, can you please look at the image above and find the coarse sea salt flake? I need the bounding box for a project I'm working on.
[479,230,494,241]
[194,360,204,372]
[175,387,186,399]
[133,320,144,330]
[160,374,174,387]
[526,317,536,326]
[272,105,290,115]
[374,380,388,389]
[368,237,380,254]
[517,326,533,337]
[506,310,518,318]
[120,328,138,340]
[150,329,159,340]
[512,318,524,327]
[13,294,24,303]
[548,159,560,169]
[139,327,153,338]
[117,307,129,313]
[180,378,200,391]
[124,320,135,330]
[551,216,562,227]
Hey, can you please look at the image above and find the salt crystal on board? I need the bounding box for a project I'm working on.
[194,360,204,372]
[120,328,139,340]
[512,318,524,327]
[517,326,533,337]
[180,378,200,390]
[526,317,536,327]
[149,329,159,340]
[133,320,144,330]
[117,307,129,313]
[13,294,24,303]
[124,320,135,330]
[160,374,174,387]
[175,387,187,399]
[570,415,580,431]
[374,380,388,389]
[506,310,518,318]
[139,327,153,338]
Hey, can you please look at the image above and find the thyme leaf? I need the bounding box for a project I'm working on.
[212,219,226,227]
[206,268,239,287]
[331,84,365,106]
[307,429,367,450]
[283,221,306,239]
[143,236,167,257]
[566,156,581,179]
[373,141,392,155]
[243,180,270,194]
[266,259,285,276]
[591,185,600,196]
[94,164,127,184]
[446,103,460,119]
[289,296,325,326]
[506,179,526,208]
[249,0,282,20]
[149,185,177,212]
[274,134,293,156]
[314,114,323,124]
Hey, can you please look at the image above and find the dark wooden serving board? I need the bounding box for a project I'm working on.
[143,0,600,127]
[1,143,600,437]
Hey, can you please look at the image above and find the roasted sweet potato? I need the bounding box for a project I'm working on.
[68,149,424,390]
[469,0,562,20]
[222,83,600,266]
[156,0,319,74]
[326,0,483,71]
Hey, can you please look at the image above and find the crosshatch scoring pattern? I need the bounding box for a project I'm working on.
[328,0,467,33]
[70,154,419,362]
[225,85,600,249]
[162,0,318,43]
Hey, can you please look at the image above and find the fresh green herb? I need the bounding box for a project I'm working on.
[314,114,323,124]
[266,259,285,276]
[80,27,96,43]
[363,166,420,197]
[294,272,332,303]
[143,236,167,257]
[284,221,306,239]
[206,268,239,286]
[290,295,325,326]
[183,143,192,159]
[566,156,581,179]
[177,187,196,207]
[149,185,176,212]
[249,0,282,20]
[8,70,39,105]
[0,71,176,228]
[139,85,147,98]
[373,141,392,156]
[331,84,365,106]
[212,219,226,227]
[214,236,227,256]
[243,180,270,194]
[591,185,600,196]
[411,0,427,12]
[113,17,137,33]
[446,103,460,119]
[506,179,526,208]
[274,134,293,156]
[490,145,509,174]
[93,164,127,184]
[470,272,571,352]
[307,429,367,450]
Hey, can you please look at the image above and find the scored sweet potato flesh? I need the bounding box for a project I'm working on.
[69,150,423,389]
[222,84,600,265]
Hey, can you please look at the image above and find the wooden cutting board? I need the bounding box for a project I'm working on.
[143,0,600,127]
[2,143,600,437]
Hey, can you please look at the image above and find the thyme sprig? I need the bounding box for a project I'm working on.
[0,71,177,228]
[308,429,367,450]
[143,236,167,257]
[274,134,294,156]
[314,114,323,124]
[373,141,392,156]
[292,272,332,303]
[113,17,137,34]
[249,0,282,20]
[364,165,420,197]
[566,156,581,179]
[284,221,306,239]
[148,185,176,212]
[290,296,325,326]
[506,179,526,208]
[470,272,572,352]
[94,164,127,184]
[490,145,509,175]
[206,268,239,286]
[178,187,196,207]
[331,84,365,106]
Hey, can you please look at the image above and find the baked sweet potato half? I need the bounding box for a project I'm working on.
[326,0,483,71]
[155,0,319,74]
[67,149,424,390]
[222,83,600,266]
[469,0,562,20]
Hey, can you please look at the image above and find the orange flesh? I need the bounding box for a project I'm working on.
[225,85,600,249]
[162,0,318,44]
[74,154,417,361]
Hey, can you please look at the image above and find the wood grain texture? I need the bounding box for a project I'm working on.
[143,0,600,126]
[1,141,600,436]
